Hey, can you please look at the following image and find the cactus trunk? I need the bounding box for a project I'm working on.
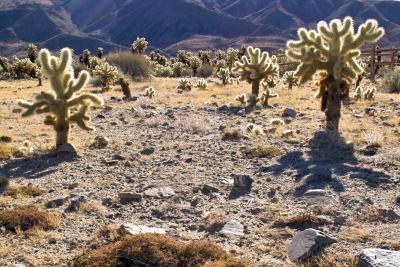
[324,81,341,131]
[252,80,260,96]
[55,109,70,146]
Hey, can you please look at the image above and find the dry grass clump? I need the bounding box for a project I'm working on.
[0,143,19,160]
[299,253,357,267]
[74,233,248,267]
[243,146,283,159]
[0,205,59,232]
[222,129,243,141]
[3,185,45,198]
[203,212,227,232]
[273,212,329,229]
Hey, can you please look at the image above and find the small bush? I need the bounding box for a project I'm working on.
[0,143,18,160]
[0,205,59,232]
[4,185,45,198]
[382,67,400,93]
[197,64,214,78]
[73,233,248,267]
[106,52,151,80]
[243,146,283,159]
[222,129,243,141]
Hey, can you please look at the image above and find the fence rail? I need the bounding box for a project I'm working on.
[275,47,400,81]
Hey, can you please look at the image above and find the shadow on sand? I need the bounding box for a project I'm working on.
[1,151,77,180]
[261,131,392,196]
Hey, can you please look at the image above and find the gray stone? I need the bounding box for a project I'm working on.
[288,228,336,261]
[237,109,246,116]
[143,187,175,198]
[141,147,155,155]
[55,144,77,156]
[66,196,86,212]
[233,175,253,189]
[202,184,220,194]
[119,223,166,235]
[220,220,244,238]
[283,108,297,118]
[303,189,334,205]
[118,192,142,204]
[46,197,66,208]
[377,209,400,222]
[357,248,400,267]
[304,189,327,197]
[93,136,109,148]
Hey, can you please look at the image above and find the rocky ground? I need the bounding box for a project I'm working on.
[0,78,399,267]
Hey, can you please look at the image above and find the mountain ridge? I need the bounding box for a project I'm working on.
[0,0,399,56]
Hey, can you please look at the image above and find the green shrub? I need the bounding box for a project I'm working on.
[382,67,400,93]
[106,51,151,80]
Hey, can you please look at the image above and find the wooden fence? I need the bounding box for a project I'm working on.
[275,47,400,81]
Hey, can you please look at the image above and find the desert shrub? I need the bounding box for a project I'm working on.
[106,51,151,80]
[197,64,214,78]
[243,146,283,159]
[73,233,248,267]
[0,205,59,232]
[154,64,173,77]
[381,67,400,93]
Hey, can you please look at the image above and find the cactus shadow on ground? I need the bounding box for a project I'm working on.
[261,131,392,196]
[1,153,76,180]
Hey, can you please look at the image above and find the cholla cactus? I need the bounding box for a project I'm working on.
[215,50,226,61]
[195,79,208,90]
[172,62,186,77]
[0,57,10,72]
[246,123,264,136]
[27,44,38,63]
[232,46,279,106]
[97,47,104,59]
[229,77,240,85]
[177,50,191,65]
[235,94,247,106]
[144,87,156,99]
[354,86,363,100]
[264,78,278,89]
[363,88,376,100]
[198,50,211,64]
[177,79,192,92]
[282,71,299,89]
[217,68,230,86]
[131,37,148,54]
[18,48,104,147]
[260,86,278,108]
[89,56,101,70]
[11,57,36,79]
[154,64,173,77]
[82,49,91,67]
[226,48,239,69]
[93,63,119,90]
[214,59,227,71]
[189,56,202,75]
[35,65,42,86]
[287,17,384,131]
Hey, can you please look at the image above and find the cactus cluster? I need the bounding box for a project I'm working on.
[27,44,38,63]
[354,86,375,100]
[246,123,264,136]
[235,94,247,106]
[282,71,299,90]
[287,16,384,130]
[131,37,148,55]
[144,87,156,99]
[18,48,104,147]
[217,68,231,86]
[195,79,208,90]
[93,62,119,90]
[260,86,278,108]
[11,57,36,79]
[233,46,279,106]
[177,79,192,92]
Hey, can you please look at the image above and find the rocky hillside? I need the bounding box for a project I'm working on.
[1,0,400,55]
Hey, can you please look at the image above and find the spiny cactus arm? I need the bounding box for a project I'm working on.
[345,19,384,51]
[18,100,49,117]
[66,93,104,108]
[70,105,95,131]
[65,71,90,97]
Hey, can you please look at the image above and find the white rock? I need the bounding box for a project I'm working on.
[119,223,167,235]
[220,220,244,238]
